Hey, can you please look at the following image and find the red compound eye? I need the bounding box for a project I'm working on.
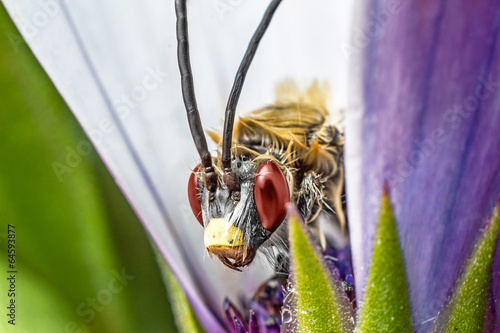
[254,162,289,232]
[188,165,204,226]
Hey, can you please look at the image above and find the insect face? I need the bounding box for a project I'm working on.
[176,0,285,271]
[188,157,290,271]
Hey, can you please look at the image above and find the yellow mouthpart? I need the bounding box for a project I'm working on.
[204,218,246,248]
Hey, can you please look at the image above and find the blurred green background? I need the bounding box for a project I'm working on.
[0,3,179,332]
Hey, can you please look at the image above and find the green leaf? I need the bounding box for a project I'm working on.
[429,204,500,333]
[156,249,205,333]
[356,191,413,333]
[285,208,355,333]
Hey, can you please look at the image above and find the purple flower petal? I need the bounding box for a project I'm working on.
[248,310,261,333]
[224,298,248,333]
[234,319,248,333]
[346,1,500,331]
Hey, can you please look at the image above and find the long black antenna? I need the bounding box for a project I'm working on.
[175,0,217,192]
[221,0,282,182]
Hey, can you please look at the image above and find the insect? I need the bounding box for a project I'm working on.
[176,0,345,271]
